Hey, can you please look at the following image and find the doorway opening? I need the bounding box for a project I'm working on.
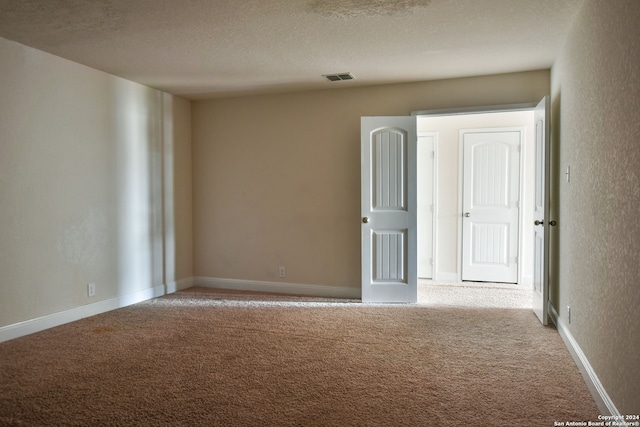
[416,110,535,306]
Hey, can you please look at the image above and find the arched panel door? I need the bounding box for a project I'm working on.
[361,117,417,303]
[461,130,521,284]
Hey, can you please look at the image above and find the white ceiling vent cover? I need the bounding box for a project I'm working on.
[323,72,356,82]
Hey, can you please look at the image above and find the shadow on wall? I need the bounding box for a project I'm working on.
[110,79,165,297]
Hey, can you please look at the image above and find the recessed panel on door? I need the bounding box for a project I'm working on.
[372,230,407,283]
[472,143,509,208]
[471,222,509,267]
[533,229,544,294]
[372,129,407,211]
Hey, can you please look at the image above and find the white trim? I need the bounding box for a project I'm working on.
[517,126,526,286]
[412,102,538,117]
[548,304,620,416]
[0,285,165,343]
[194,277,361,299]
[166,277,194,294]
[457,131,464,282]
[433,135,439,281]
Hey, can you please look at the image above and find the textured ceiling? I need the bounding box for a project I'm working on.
[0,0,585,100]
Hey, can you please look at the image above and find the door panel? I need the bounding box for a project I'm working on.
[373,230,407,281]
[533,96,550,325]
[373,129,406,210]
[462,130,521,283]
[361,117,417,303]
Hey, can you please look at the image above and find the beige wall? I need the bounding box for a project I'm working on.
[550,0,640,414]
[0,37,192,328]
[192,70,549,290]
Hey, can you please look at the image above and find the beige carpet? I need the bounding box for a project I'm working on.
[0,287,599,426]
[419,280,533,308]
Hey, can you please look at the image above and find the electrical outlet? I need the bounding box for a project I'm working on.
[88,283,96,297]
[279,266,286,278]
[567,306,571,324]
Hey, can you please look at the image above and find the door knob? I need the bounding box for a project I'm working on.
[549,220,557,226]
[534,220,544,226]
[362,217,369,224]
[464,212,471,218]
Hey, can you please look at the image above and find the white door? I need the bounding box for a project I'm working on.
[461,130,521,283]
[361,116,417,303]
[417,133,436,278]
[533,96,550,325]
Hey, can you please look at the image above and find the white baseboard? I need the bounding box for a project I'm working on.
[434,272,458,282]
[166,277,194,294]
[194,277,361,299]
[0,285,165,343]
[548,304,620,416]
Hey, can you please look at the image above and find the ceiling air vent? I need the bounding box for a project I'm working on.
[323,72,355,82]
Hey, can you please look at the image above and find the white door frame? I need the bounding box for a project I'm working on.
[411,102,538,284]
[457,127,525,284]
[417,131,438,280]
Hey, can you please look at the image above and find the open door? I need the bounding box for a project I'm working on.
[533,96,550,324]
[417,133,436,279]
[361,116,417,303]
